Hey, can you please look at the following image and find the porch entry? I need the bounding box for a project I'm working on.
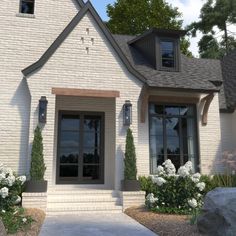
[56,111,104,184]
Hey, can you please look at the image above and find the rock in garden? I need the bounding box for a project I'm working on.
[197,187,236,236]
[0,219,7,236]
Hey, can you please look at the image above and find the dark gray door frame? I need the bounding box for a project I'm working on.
[56,110,105,184]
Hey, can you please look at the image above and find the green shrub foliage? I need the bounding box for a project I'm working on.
[124,128,137,180]
[30,126,46,181]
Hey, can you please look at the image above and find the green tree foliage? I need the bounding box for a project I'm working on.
[106,0,193,57]
[188,0,236,58]
[30,126,46,181]
[124,128,137,180]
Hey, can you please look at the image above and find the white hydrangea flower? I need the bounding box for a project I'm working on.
[191,172,201,183]
[188,198,198,208]
[17,175,26,185]
[0,173,5,181]
[2,210,6,213]
[196,182,206,191]
[163,159,176,175]
[22,218,27,223]
[197,193,202,198]
[184,161,193,172]
[15,196,21,204]
[5,175,15,187]
[146,193,158,204]
[0,187,9,199]
[2,167,13,176]
[156,165,165,175]
[178,166,189,177]
[153,176,166,186]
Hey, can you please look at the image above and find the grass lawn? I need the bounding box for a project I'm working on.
[125,207,202,236]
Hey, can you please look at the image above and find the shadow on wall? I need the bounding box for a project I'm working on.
[10,78,31,175]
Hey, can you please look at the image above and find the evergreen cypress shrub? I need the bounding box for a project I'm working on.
[124,128,137,180]
[30,126,46,181]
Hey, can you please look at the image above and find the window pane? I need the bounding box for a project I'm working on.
[150,135,164,156]
[60,165,78,177]
[83,165,100,180]
[149,104,164,115]
[162,59,174,68]
[83,148,100,164]
[165,106,179,116]
[167,136,180,154]
[20,0,35,14]
[180,106,194,116]
[60,131,79,147]
[61,115,80,131]
[150,117,163,135]
[166,117,179,136]
[167,155,181,171]
[161,41,174,68]
[150,155,164,174]
[60,148,78,163]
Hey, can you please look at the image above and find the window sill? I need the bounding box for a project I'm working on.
[16,13,35,18]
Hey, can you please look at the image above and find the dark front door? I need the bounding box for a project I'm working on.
[57,111,104,184]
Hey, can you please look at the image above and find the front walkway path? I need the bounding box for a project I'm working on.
[39,213,157,236]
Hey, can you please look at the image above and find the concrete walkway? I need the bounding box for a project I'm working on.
[39,213,157,236]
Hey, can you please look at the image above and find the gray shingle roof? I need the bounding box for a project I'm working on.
[113,34,222,92]
[221,50,236,111]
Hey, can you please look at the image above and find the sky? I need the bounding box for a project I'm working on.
[89,0,236,57]
[89,0,203,56]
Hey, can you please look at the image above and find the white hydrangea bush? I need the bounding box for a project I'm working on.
[0,163,26,211]
[145,160,205,214]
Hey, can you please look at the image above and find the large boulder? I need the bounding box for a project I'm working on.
[197,187,236,236]
[0,219,7,236]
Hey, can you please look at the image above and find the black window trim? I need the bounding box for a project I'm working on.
[148,102,200,174]
[156,37,180,72]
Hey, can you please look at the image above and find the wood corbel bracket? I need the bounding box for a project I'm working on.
[201,93,215,126]
[140,85,149,123]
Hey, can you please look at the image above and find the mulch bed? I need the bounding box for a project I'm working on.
[9,209,45,236]
[125,207,202,236]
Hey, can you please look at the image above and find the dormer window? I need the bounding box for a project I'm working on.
[20,0,35,14]
[160,40,175,68]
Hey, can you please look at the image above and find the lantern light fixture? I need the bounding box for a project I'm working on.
[123,100,132,126]
[38,96,48,124]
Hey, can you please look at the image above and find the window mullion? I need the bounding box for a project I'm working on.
[163,114,167,161]
[179,117,184,166]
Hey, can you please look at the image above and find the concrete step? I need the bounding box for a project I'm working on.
[47,196,122,204]
[46,205,123,215]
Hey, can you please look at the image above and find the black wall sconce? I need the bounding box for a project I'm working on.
[39,96,48,124]
[123,100,132,126]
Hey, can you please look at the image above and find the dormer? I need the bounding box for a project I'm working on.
[128,28,186,72]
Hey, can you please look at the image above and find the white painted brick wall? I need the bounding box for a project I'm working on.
[199,94,223,174]
[26,12,143,189]
[220,111,236,152]
[0,0,79,174]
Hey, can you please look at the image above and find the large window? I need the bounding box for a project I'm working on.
[160,40,175,68]
[149,104,198,173]
[20,0,35,14]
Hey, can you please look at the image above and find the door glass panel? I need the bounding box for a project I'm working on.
[61,115,80,131]
[84,132,100,148]
[60,165,78,177]
[167,136,180,154]
[165,106,179,116]
[60,131,79,147]
[167,155,181,171]
[60,148,79,163]
[166,118,179,136]
[84,116,101,132]
[83,148,100,164]
[83,165,100,180]
[150,135,164,156]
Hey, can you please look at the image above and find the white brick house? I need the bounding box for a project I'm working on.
[0,0,235,213]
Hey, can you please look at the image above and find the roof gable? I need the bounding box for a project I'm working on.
[22,1,146,83]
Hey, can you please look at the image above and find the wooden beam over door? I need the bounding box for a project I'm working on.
[52,88,120,98]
